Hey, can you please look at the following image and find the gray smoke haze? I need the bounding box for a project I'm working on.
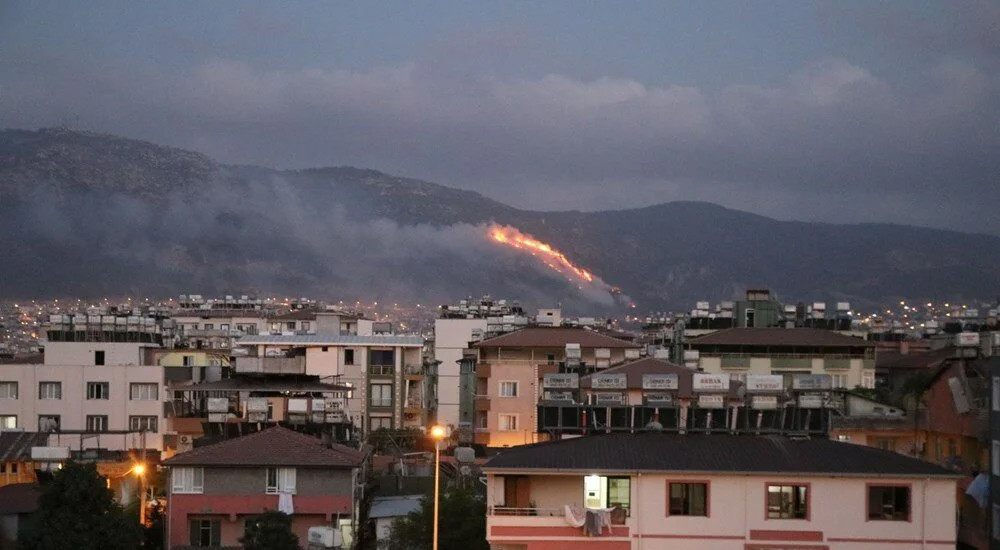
[0,1,997,233]
[0,172,621,310]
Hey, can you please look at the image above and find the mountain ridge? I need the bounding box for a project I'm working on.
[2,127,997,310]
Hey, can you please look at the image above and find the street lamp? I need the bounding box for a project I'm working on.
[429,425,446,550]
[133,463,146,526]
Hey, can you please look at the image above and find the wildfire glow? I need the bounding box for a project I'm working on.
[488,225,595,283]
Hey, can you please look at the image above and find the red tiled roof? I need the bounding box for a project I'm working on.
[0,483,40,514]
[162,426,363,468]
[475,327,639,349]
[687,328,872,348]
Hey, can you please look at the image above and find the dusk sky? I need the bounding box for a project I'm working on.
[1,1,998,232]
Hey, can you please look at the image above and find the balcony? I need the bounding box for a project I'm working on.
[771,357,813,370]
[721,356,750,369]
[234,356,306,374]
[825,358,851,370]
[476,363,492,378]
[404,396,424,412]
[404,364,425,378]
[475,395,491,411]
[536,364,559,377]
[368,364,395,377]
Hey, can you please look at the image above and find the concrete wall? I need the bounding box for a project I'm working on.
[434,319,488,430]
[43,342,147,366]
[0,363,165,450]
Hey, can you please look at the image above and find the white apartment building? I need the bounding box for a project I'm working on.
[0,341,167,451]
[433,318,488,430]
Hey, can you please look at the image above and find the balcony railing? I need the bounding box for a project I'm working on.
[368,365,395,376]
[489,507,563,517]
[404,364,425,376]
[234,356,306,374]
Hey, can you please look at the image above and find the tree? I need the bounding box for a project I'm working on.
[240,510,300,550]
[380,485,488,550]
[18,462,141,550]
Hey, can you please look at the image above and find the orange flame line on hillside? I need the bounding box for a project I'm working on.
[488,225,596,283]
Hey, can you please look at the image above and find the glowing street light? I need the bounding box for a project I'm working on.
[133,463,147,526]
[430,425,447,550]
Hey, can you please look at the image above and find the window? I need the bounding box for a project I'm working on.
[369,349,395,366]
[38,382,61,400]
[948,438,957,458]
[286,322,295,331]
[38,415,60,432]
[172,467,205,494]
[129,416,158,433]
[370,384,392,407]
[182,355,194,367]
[301,321,310,332]
[475,412,488,430]
[767,484,809,519]
[94,350,105,365]
[994,377,1000,412]
[0,415,16,429]
[130,383,158,401]
[369,416,392,431]
[993,440,1000,476]
[832,374,848,389]
[607,477,630,513]
[0,382,17,399]
[86,382,110,400]
[868,485,910,521]
[220,323,229,332]
[873,437,896,452]
[546,354,556,365]
[994,504,1000,541]
[265,467,297,494]
[322,346,329,352]
[189,518,220,547]
[204,323,214,330]
[344,349,355,365]
[498,414,518,431]
[86,415,108,432]
[499,381,519,397]
[668,482,708,516]
[861,371,875,389]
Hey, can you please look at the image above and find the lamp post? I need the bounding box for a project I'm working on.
[429,425,446,550]
[133,463,147,526]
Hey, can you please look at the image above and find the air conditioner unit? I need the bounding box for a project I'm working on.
[177,435,194,453]
[307,526,343,548]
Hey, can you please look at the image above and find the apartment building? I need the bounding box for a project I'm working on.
[483,433,957,550]
[233,313,430,433]
[687,328,875,389]
[471,327,641,447]
[0,341,167,451]
[163,426,362,549]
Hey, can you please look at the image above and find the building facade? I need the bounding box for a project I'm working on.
[163,426,362,549]
[483,433,958,550]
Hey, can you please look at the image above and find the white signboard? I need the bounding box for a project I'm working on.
[693,373,730,392]
[592,373,628,390]
[544,391,575,402]
[594,393,625,406]
[326,411,347,423]
[746,375,784,393]
[642,374,679,390]
[207,397,229,413]
[543,373,579,389]
[798,394,825,409]
[697,394,726,408]
[751,395,779,410]
[792,374,832,391]
[644,393,674,405]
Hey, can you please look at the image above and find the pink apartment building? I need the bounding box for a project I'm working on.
[483,432,958,550]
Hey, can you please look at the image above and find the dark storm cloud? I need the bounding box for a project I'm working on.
[0,6,997,233]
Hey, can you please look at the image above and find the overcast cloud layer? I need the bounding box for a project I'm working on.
[1,2,998,233]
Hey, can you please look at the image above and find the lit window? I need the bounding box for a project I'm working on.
[0,415,16,429]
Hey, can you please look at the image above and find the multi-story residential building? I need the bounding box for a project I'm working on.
[483,432,958,550]
[0,341,167,452]
[233,313,430,433]
[471,327,641,447]
[171,309,267,350]
[163,426,363,549]
[435,298,529,432]
[687,327,875,389]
